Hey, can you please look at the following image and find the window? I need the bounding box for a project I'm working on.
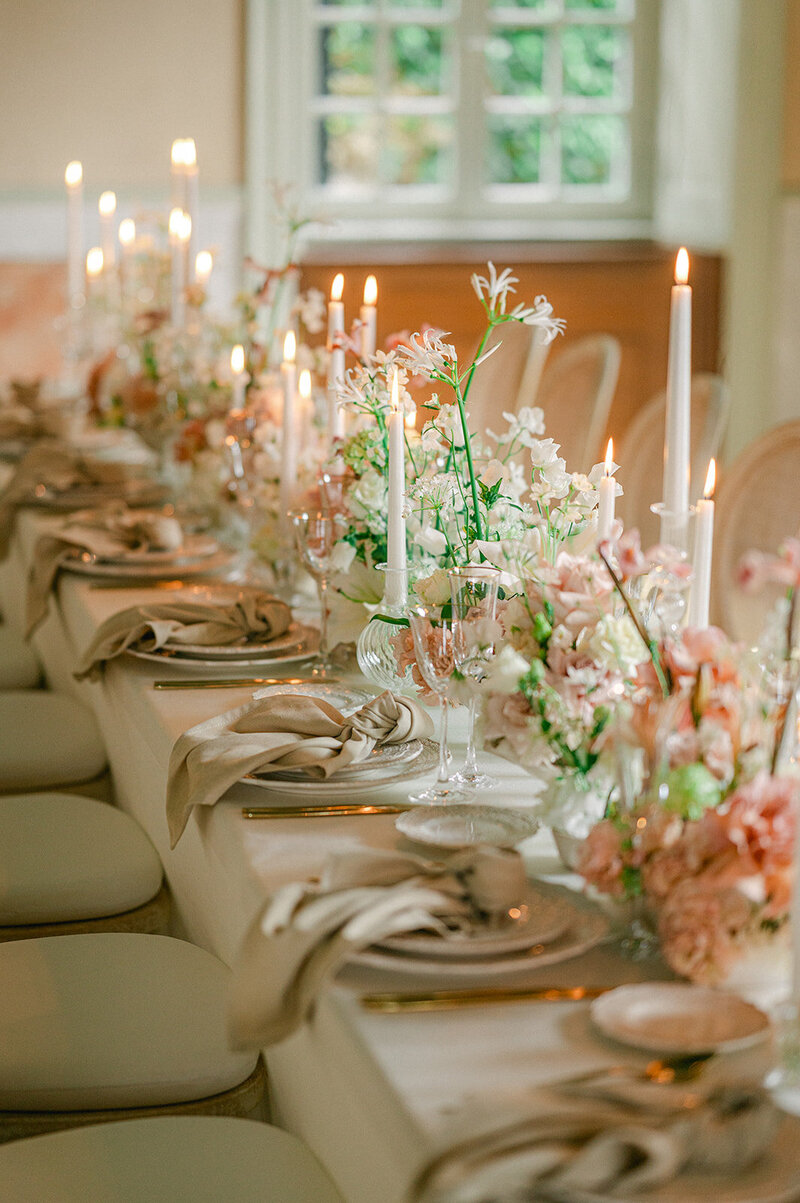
[247,0,660,250]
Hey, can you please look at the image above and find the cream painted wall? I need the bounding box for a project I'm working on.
[0,0,244,193]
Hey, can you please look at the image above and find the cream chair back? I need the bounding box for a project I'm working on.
[713,420,800,643]
[534,334,621,473]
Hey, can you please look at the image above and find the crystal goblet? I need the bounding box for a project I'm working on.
[407,606,473,805]
[449,565,501,790]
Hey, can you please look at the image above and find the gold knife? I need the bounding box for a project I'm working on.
[360,986,610,1013]
[242,803,410,819]
[154,675,328,690]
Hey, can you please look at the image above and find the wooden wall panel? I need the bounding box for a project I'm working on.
[301,245,723,447]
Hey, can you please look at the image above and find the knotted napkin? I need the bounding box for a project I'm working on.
[0,443,133,558]
[228,844,528,1047]
[167,690,433,847]
[0,404,44,442]
[26,506,184,635]
[411,1082,780,1201]
[74,591,292,683]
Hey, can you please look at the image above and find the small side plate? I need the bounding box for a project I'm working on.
[591,982,771,1055]
[395,804,539,850]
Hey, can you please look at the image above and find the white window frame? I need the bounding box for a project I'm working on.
[245,0,660,259]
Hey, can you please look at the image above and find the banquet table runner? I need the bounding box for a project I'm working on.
[228,844,529,1047]
[166,690,434,846]
[26,506,184,634]
[74,592,292,681]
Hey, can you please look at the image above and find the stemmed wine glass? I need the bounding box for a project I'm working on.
[291,509,344,678]
[407,606,474,805]
[449,565,501,790]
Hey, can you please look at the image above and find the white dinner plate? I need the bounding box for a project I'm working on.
[395,804,540,850]
[166,622,313,660]
[63,547,236,580]
[244,739,440,797]
[26,481,168,510]
[353,905,609,978]
[376,884,570,960]
[590,982,771,1055]
[81,533,220,565]
[268,739,423,783]
[126,640,319,671]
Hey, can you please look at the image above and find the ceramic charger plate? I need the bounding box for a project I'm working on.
[590,982,771,1055]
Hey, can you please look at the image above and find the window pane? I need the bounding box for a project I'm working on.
[565,0,630,12]
[489,0,552,9]
[391,25,446,96]
[561,25,627,99]
[318,114,379,189]
[319,23,375,97]
[486,27,547,98]
[384,115,453,185]
[560,113,624,185]
[487,115,544,184]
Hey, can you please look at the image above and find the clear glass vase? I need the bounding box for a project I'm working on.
[356,567,414,693]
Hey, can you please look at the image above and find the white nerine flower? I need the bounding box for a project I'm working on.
[471,262,519,314]
[508,296,566,344]
[394,329,458,380]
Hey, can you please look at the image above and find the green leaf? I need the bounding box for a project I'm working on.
[370,614,409,628]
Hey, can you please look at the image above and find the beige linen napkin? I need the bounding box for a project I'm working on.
[166,690,434,847]
[0,443,132,558]
[26,506,184,636]
[74,592,292,682]
[411,1084,780,1202]
[228,844,529,1048]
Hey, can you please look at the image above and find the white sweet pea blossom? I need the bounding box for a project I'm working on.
[483,644,531,694]
[413,567,452,605]
[418,525,448,556]
[529,437,562,471]
[480,458,506,488]
[329,539,357,574]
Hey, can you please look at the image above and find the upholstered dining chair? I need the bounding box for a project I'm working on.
[616,373,730,549]
[0,625,41,689]
[0,792,169,941]
[532,334,621,473]
[0,690,109,798]
[712,420,800,644]
[0,1116,345,1202]
[464,321,551,439]
[0,933,267,1142]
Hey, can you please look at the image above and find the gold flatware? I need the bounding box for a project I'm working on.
[89,579,195,590]
[360,986,610,1013]
[154,675,333,690]
[242,803,410,819]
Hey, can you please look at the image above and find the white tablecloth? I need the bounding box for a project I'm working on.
[0,505,777,1203]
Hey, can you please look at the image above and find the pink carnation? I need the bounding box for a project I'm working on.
[658,881,753,984]
[577,821,628,898]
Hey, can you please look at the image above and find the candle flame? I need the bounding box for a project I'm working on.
[183,138,197,167]
[171,138,186,166]
[391,370,399,413]
[363,274,378,306]
[405,406,417,430]
[675,247,690,285]
[65,161,82,188]
[86,247,104,277]
[299,369,312,398]
[283,330,296,363]
[331,272,344,302]
[604,437,614,476]
[169,208,191,242]
[98,191,116,217]
[195,250,213,281]
[704,458,716,499]
[230,344,245,375]
[118,218,135,246]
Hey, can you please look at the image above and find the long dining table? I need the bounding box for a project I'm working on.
[0,500,789,1203]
